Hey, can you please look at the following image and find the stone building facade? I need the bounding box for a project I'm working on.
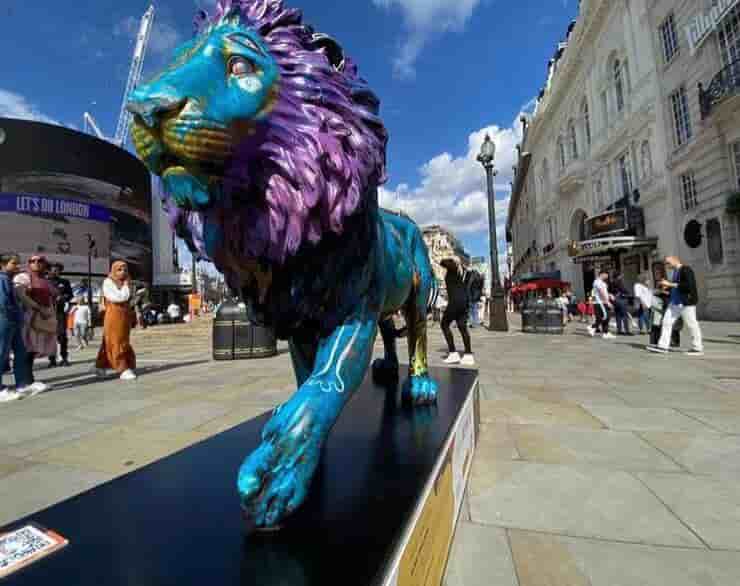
[421,224,471,287]
[507,0,740,320]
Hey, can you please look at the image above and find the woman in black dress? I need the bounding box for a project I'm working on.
[439,258,474,366]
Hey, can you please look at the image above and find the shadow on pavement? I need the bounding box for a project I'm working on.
[49,359,211,391]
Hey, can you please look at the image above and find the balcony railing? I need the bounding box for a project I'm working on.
[699,58,740,119]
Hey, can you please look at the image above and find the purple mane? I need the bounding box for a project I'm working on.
[166,0,388,267]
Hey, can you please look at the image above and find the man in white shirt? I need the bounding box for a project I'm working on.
[167,302,182,322]
[588,270,615,339]
[633,273,654,335]
[73,299,92,349]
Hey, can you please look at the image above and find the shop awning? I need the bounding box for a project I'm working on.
[570,236,658,264]
[511,279,570,294]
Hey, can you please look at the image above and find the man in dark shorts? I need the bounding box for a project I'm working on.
[48,262,73,367]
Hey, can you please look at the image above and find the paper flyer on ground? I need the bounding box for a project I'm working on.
[0,524,68,579]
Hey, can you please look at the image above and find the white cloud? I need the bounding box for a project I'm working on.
[114,15,182,58]
[373,0,483,79]
[0,89,60,125]
[379,111,526,239]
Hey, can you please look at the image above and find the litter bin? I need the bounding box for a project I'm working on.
[213,300,278,360]
[521,299,564,335]
[542,299,565,335]
[521,299,536,333]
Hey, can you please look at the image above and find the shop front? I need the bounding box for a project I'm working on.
[568,205,659,293]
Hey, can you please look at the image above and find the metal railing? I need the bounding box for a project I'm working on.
[699,58,740,119]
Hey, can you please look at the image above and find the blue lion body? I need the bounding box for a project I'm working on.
[127,2,440,530]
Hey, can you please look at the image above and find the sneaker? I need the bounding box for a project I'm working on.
[17,382,50,397]
[60,359,71,367]
[646,345,668,354]
[95,368,106,378]
[460,354,475,366]
[587,326,595,337]
[685,349,705,357]
[0,389,22,403]
[443,352,461,364]
[120,369,137,381]
[602,333,616,339]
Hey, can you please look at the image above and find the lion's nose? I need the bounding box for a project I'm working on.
[127,87,185,128]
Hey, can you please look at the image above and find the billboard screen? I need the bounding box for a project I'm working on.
[0,118,152,281]
[0,193,112,274]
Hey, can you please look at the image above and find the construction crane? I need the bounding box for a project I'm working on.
[83,112,106,140]
[114,4,155,147]
[82,5,154,147]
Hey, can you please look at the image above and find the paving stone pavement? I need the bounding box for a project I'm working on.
[1,314,739,585]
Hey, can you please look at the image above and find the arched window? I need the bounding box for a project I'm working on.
[614,58,625,112]
[568,119,578,159]
[581,99,591,147]
[640,140,653,180]
[593,178,604,211]
[557,137,566,169]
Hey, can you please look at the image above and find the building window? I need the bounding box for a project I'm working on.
[618,151,634,199]
[614,59,625,113]
[670,86,692,147]
[680,171,698,211]
[568,119,578,159]
[640,140,653,181]
[557,138,566,170]
[659,13,679,63]
[601,91,609,127]
[707,218,724,264]
[733,141,740,188]
[593,179,604,211]
[582,99,591,148]
[718,5,740,67]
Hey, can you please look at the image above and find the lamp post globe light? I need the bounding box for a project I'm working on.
[476,134,509,332]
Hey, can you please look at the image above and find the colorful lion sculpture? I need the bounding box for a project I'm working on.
[128,0,439,529]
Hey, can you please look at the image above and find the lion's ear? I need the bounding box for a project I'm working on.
[310,33,345,72]
[220,3,243,26]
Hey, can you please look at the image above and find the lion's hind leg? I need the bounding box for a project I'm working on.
[402,268,439,406]
[372,317,400,386]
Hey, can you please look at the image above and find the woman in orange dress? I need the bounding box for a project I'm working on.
[96,261,137,381]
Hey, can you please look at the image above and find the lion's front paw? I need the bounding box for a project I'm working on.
[237,400,325,529]
[372,357,399,387]
[402,374,438,406]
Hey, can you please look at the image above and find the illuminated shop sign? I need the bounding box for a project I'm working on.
[586,209,627,238]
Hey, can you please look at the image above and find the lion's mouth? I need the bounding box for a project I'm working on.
[131,115,233,177]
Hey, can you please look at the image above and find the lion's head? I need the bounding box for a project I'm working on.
[127,0,388,267]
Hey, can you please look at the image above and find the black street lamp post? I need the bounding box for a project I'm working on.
[477,134,509,332]
[85,233,95,308]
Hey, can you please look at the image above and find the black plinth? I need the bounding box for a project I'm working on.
[2,367,479,586]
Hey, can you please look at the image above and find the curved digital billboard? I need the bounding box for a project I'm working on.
[0,118,152,282]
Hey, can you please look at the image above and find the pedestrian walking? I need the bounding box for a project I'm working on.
[611,273,632,335]
[13,256,57,390]
[73,299,92,350]
[464,268,484,328]
[96,261,137,380]
[633,273,653,335]
[587,270,615,339]
[647,256,703,356]
[439,258,474,366]
[47,262,73,367]
[0,253,48,401]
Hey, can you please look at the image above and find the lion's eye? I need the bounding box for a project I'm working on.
[228,56,256,77]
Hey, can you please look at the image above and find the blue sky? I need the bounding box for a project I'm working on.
[0,0,578,273]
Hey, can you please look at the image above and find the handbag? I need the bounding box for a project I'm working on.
[31,310,58,334]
